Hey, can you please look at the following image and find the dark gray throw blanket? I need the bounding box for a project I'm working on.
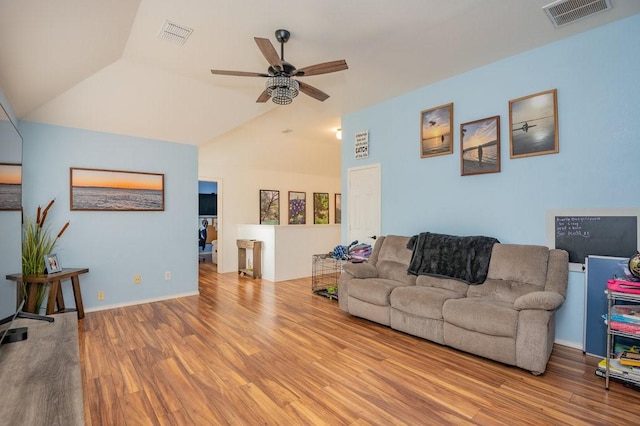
[406,232,499,284]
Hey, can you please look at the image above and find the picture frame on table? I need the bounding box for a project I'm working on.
[460,115,501,176]
[259,189,280,224]
[509,89,558,159]
[44,253,62,274]
[420,103,454,158]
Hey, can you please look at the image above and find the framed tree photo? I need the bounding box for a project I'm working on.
[460,115,501,176]
[259,189,279,224]
[288,191,306,224]
[420,103,453,158]
[313,192,329,224]
[509,89,558,158]
[335,193,341,224]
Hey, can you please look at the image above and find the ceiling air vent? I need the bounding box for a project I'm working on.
[158,20,193,45]
[543,0,613,28]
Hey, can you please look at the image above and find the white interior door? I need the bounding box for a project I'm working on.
[347,163,381,247]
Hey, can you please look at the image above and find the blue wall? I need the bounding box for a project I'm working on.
[19,122,199,311]
[0,89,22,319]
[341,15,640,347]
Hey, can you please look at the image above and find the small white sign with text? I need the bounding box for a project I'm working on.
[355,130,369,159]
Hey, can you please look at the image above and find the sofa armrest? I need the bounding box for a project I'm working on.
[514,291,565,311]
[339,262,378,312]
[342,262,378,279]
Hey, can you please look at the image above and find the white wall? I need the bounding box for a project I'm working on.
[238,224,341,281]
[20,121,199,311]
[341,15,640,348]
[199,133,341,275]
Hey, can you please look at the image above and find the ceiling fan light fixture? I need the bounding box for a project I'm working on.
[265,76,299,105]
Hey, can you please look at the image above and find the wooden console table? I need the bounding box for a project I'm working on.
[237,239,262,279]
[5,268,89,320]
[0,312,84,425]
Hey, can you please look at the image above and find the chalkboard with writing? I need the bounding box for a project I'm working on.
[555,216,637,264]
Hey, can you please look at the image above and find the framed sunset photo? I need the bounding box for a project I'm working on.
[420,103,453,158]
[0,163,22,210]
[509,89,558,158]
[70,167,164,211]
[460,115,501,176]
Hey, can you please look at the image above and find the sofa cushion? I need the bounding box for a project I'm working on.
[467,278,543,304]
[377,235,413,263]
[442,297,518,338]
[376,260,417,285]
[343,262,378,279]
[391,286,464,319]
[349,278,407,306]
[486,244,549,288]
[375,235,416,285]
[416,274,469,294]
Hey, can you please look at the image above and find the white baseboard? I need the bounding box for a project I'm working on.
[554,338,583,350]
[84,291,200,313]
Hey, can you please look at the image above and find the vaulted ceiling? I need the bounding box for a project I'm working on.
[1,0,638,149]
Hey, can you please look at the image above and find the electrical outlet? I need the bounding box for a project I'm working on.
[164,271,171,280]
[134,274,141,284]
[97,291,104,301]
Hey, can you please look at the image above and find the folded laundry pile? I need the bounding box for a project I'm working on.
[331,240,372,261]
[350,243,372,261]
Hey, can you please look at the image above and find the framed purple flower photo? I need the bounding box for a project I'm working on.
[288,191,306,224]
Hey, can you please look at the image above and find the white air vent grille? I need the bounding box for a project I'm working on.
[543,0,612,28]
[159,20,193,45]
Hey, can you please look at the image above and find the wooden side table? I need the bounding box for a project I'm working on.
[237,239,262,279]
[5,268,89,320]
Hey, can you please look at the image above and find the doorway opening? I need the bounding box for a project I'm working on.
[198,179,219,272]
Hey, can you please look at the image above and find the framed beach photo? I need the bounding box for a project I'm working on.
[509,89,558,158]
[259,189,280,224]
[335,193,341,224]
[420,103,453,158]
[460,115,501,176]
[288,191,306,225]
[313,192,329,224]
[44,253,62,274]
[0,163,22,210]
[70,167,164,211]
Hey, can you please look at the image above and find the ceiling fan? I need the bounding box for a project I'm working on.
[211,29,348,105]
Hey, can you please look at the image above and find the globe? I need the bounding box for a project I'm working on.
[629,252,640,279]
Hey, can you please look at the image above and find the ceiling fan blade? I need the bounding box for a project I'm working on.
[256,90,270,103]
[298,81,330,102]
[254,37,283,69]
[211,70,269,77]
[295,60,348,77]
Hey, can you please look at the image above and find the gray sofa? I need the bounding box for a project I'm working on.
[338,235,569,375]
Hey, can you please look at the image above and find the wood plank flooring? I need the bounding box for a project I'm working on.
[78,262,640,425]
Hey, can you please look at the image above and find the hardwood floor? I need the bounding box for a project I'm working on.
[78,263,640,425]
